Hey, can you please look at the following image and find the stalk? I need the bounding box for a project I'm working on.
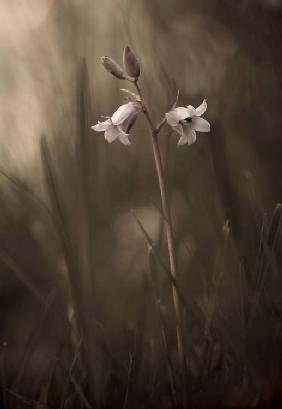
[133,80,186,381]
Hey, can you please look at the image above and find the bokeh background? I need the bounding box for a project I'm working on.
[0,0,282,408]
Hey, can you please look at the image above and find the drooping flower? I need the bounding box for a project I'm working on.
[91,101,142,145]
[165,99,210,146]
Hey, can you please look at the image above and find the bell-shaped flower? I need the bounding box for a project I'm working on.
[165,99,210,146]
[91,101,142,145]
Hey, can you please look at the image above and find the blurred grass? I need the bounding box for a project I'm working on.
[0,0,282,408]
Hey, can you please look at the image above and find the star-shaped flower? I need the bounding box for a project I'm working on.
[91,101,142,145]
[165,99,210,146]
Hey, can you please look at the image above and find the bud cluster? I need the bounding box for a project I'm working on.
[101,46,140,81]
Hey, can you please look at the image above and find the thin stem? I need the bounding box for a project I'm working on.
[132,80,186,381]
[148,247,178,407]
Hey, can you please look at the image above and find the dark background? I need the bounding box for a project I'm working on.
[0,1,282,408]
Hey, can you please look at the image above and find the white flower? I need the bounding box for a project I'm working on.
[165,99,210,146]
[91,101,142,145]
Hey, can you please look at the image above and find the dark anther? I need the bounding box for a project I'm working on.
[184,117,192,122]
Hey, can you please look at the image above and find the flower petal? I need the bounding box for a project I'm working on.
[91,119,111,132]
[118,133,131,145]
[192,117,210,133]
[166,107,190,127]
[187,105,197,116]
[178,128,197,146]
[119,114,137,134]
[104,125,120,143]
[111,101,142,125]
[174,125,183,135]
[177,133,189,146]
[195,99,207,116]
[187,129,197,145]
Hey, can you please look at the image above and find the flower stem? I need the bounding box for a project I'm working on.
[133,80,186,382]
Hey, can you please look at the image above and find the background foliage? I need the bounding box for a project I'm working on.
[0,0,282,407]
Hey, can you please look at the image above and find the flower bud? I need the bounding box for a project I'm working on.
[123,46,140,79]
[101,56,125,79]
